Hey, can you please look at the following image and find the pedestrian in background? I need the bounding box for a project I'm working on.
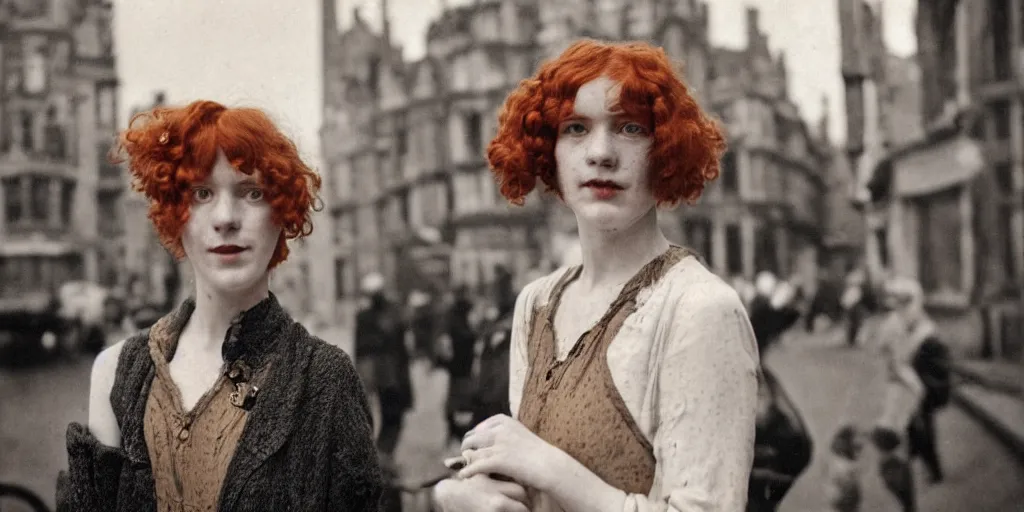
[354,272,412,471]
[870,277,949,512]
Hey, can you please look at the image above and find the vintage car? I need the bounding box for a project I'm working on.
[0,281,111,366]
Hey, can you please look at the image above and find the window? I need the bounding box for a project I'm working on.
[21,111,35,152]
[726,224,743,276]
[989,0,1011,80]
[999,203,1019,281]
[684,217,713,264]
[60,180,75,225]
[721,151,739,193]
[995,162,1014,191]
[23,39,47,94]
[755,223,779,275]
[31,177,49,222]
[395,126,408,157]
[97,85,116,127]
[990,99,1011,139]
[335,258,348,299]
[876,227,890,267]
[465,112,483,160]
[368,56,381,92]
[914,187,963,295]
[3,177,23,224]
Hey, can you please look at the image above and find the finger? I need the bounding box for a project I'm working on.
[458,447,502,479]
[489,479,528,503]
[461,430,494,451]
[497,498,529,512]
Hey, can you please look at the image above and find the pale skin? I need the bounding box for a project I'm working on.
[434,76,671,512]
[88,151,281,447]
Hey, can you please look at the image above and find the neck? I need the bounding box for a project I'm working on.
[574,206,670,289]
[182,277,271,352]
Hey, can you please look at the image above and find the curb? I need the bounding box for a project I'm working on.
[951,386,1024,467]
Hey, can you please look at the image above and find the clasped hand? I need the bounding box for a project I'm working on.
[434,414,564,512]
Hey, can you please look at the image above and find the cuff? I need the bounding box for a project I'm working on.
[56,422,127,512]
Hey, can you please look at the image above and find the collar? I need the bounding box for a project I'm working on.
[152,292,291,370]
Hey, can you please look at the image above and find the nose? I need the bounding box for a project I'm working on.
[584,126,618,169]
[211,193,241,234]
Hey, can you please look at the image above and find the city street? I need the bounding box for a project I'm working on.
[2,327,1022,511]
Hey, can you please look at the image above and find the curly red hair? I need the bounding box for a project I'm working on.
[113,100,322,269]
[487,39,726,206]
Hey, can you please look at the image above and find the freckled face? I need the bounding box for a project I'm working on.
[180,151,281,295]
[554,76,655,233]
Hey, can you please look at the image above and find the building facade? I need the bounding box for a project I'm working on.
[320,0,831,323]
[848,0,1024,360]
[0,1,123,308]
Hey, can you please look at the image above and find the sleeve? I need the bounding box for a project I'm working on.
[55,422,128,512]
[626,288,760,512]
[508,280,539,419]
[327,348,385,509]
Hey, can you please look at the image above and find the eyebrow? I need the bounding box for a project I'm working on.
[235,178,261,187]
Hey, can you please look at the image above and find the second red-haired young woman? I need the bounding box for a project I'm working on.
[434,40,759,512]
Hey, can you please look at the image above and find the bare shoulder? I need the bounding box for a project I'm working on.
[90,338,127,395]
[88,338,128,447]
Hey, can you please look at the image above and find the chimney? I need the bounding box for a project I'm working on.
[746,6,760,39]
[381,0,392,47]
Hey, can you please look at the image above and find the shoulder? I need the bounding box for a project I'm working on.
[290,326,365,399]
[90,330,149,391]
[663,256,746,316]
[659,258,758,361]
[90,338,126,395]
[517,266,572,311]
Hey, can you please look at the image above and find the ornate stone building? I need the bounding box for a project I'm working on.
[847,0,1024,359]
[321,0,831,322]
[0,0,122,307]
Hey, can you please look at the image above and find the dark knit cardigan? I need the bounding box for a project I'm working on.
[55,293,384,511]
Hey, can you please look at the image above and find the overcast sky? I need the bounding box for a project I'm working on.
[112,0,917,168]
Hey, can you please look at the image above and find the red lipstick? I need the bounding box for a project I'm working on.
[583,179,624,200]
[209,245,247,254]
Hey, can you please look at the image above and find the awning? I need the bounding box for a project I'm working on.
[0,239,80,257]
[892,135,984,197]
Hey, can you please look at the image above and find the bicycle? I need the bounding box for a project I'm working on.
[0,482,50,512]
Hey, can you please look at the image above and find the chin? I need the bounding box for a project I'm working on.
[204,267,269,295]
[572,202,643,232]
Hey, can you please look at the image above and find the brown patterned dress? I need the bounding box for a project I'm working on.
[142,302,274,511]
[517,246,691,495]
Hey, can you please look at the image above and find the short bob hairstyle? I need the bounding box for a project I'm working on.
[113,100,321,269]
[487,39,726,206]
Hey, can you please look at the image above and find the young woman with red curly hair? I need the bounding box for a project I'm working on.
[435,40,760,512]
[56,100,383,511]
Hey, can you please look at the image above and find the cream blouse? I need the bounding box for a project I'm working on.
[509,256,760,512]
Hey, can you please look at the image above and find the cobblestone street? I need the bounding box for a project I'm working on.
[2,326,1022,511]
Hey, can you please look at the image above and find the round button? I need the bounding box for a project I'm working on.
[178,428,190,441]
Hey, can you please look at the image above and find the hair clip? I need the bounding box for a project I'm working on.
[158,131,170,144]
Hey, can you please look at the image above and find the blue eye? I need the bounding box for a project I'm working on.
[562,122,587,135]
[192,187,213,203]
[244,188,264,202]
[622,123,648,136]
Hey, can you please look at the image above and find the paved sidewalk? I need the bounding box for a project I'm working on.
[951,358,1024,465]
